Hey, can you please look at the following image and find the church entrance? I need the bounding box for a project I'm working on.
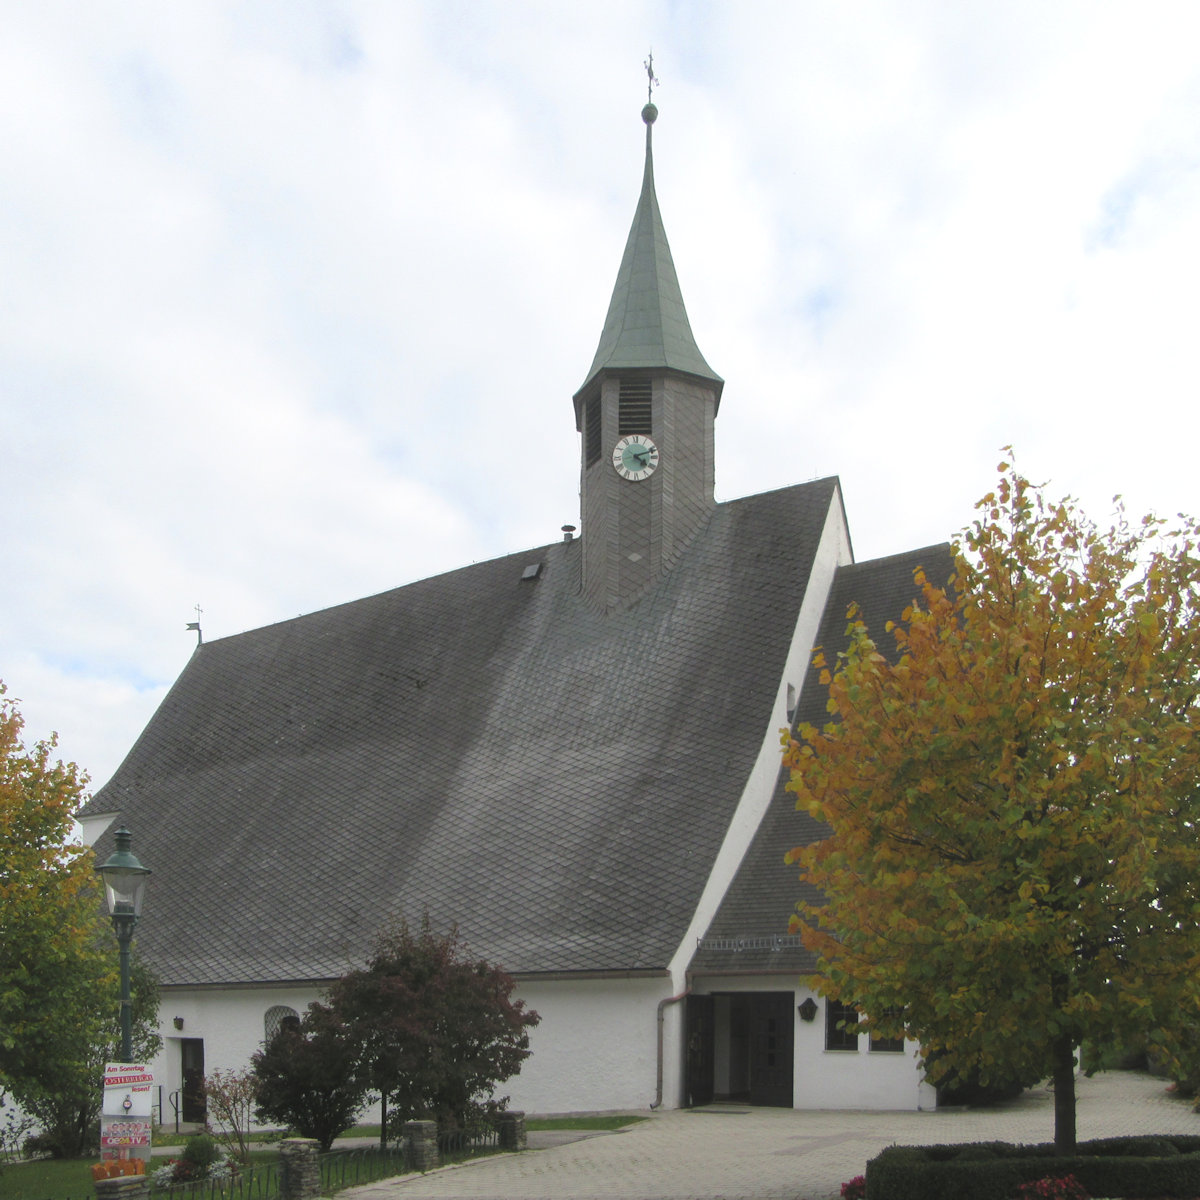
[180,1038,206,1124]
[685,992,794,1108]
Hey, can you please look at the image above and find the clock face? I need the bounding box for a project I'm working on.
[612,434,660,481]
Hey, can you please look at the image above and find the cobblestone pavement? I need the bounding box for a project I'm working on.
[342,1072,1198,1200]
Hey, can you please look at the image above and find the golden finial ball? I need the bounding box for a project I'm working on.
[642,102,658,125]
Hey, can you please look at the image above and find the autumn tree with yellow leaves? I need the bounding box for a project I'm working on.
[0,684,159,1156]
[786,460,1200,1153]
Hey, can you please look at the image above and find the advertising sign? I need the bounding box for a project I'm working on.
[100,1064,154,1162]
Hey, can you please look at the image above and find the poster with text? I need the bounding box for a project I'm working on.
[100,1064,154,1162]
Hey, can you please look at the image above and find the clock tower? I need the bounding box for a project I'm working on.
[573,98,724,612]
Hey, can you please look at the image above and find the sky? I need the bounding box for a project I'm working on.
[4,1,1200,793]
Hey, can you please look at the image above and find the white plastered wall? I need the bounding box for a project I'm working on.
[152,985,319,1128]
[152,975,677,1122]
[792,984,937,1111]
[504,976,673,1113]
[692,976,936,1112]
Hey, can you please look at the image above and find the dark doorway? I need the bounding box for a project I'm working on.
[689,992,794,1108]
[685,994,715,1107]
[748,992,794,1106]
[180,1038,206,1123]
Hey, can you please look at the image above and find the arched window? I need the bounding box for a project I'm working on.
[263,1005,300,1044]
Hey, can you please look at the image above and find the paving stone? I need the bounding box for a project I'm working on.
[341,1072,1198,1200]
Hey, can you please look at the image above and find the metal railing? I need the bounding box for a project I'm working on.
[320,1144,414,1192]
[150,1162,276,1200]
[38,1123,506,1200]
[145,1130,501,1200]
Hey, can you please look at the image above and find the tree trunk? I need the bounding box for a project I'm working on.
[380,1092,388,1150]
[1052,1034,1076,1154]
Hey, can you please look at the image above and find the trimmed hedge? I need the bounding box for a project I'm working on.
[865,1134,1200,1200]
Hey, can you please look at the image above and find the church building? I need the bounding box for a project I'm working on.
[79,97,947,1118]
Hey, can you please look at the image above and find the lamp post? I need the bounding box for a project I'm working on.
[96,827,151,1063]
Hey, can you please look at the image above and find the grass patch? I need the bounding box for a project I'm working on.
[525,1115,646,1131]
[0,1156,96,1200]
[152,1130,282,1148]
[152,1123,383,1149]
[0,1121,633,1200]
[153,1116,641,1147]
[0,1151,283,1200]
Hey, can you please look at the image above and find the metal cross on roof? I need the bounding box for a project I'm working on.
[644,52,658,103]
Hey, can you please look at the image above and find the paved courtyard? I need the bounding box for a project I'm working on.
[344,1072,1198,1200]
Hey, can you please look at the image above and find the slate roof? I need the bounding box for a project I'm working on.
[689,542,956,977]
[82,478,842,988]
[574,111,723,411]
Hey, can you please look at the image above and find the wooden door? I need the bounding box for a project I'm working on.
[748,993,794,1107]
[685,994,715,1107]
[180,1038,206,1123]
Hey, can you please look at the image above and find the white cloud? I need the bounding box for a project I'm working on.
[3,0,1200,785]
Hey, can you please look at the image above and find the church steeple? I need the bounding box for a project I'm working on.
[572,101,723,417]
[574,80,723,614]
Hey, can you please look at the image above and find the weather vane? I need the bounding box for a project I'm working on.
[644,52,658,104]
[186,603,204,647]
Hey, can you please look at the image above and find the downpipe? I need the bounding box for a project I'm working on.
[651,983,691,1109]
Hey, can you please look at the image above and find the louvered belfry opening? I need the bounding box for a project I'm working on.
[584,392,602,466]
[618,378,652,435]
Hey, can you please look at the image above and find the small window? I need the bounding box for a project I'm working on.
[264,1005,300,1044]
[870,1008,905,1053]
[618,378,652,435]
[825,999,859,1051]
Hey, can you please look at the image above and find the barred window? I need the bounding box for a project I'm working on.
[825,999,859,1051]
[264,1005,300,1044]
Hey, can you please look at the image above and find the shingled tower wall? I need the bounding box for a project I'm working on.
[574,99,723,613]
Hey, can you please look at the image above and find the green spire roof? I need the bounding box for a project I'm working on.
[574,103,723,405]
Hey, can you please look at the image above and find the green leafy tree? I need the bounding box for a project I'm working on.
[252,1002,368,1151]
[18,952,160,1158]
[0,683,161,1156]
[786,459,1200,1153]
[328,917,539,1139]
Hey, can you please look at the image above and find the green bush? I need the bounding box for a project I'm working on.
[1125,1136,1179,1157]
[955,1143,1006,1161]
[179,1132,223,1175]
[21,1121,100,1161]
[865,1135,1200,1200]
[1152,1026,1200,1096]
[1079,1033,1148,1073]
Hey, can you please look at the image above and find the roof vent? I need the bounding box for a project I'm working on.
[562,525,576,542]
[521,563,542,582]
